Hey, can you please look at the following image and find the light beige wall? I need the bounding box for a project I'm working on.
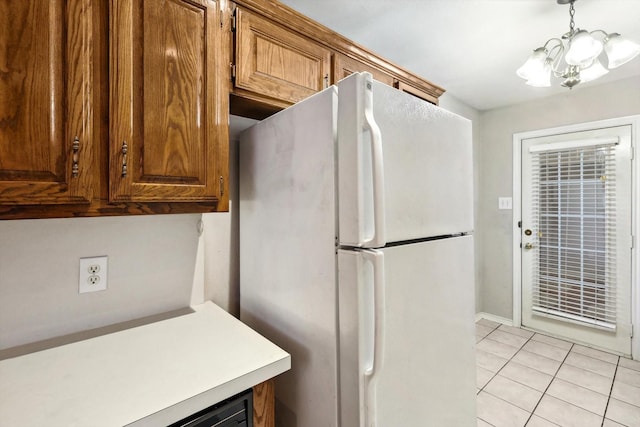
[0,214,203,350]
[478,76,640,319]
[439,93,483,313]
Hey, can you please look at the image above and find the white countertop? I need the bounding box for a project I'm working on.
[0,302,290,426]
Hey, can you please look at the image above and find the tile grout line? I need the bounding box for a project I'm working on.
[476,323,503,427]
[482,327,615,425]
[479,326,542,426]
[542,350,626,424]
[477,415,497,427]
[477,323,528,391]
[476,323,503,394]
[600,357,620,427]
[476,322,638,426]
[527,345,624,424]
[476,323,518,427]
[522,341,575,427]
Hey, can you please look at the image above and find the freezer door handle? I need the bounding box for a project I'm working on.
[361,249,385,426]
[361,79,386,248]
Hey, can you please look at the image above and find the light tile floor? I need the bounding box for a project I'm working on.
[476,318,640,427]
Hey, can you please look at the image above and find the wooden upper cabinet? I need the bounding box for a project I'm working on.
[234,7,331,105]
[333,53,394,86]
[0,0,94,205]
[109,0,228,205]
[395,81,439,105]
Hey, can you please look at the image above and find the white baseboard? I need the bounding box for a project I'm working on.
[475,312,514,326]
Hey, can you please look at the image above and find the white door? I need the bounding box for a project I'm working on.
[336,72,473,248]
[521,125,633,356]
[338,235,476,427]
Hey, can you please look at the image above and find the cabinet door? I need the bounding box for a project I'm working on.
[110,0,228,205]
[235,8,331,104]
[333,53,394,86]
[0,0,94,204]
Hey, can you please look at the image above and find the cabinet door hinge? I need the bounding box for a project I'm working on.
[219,176,225,197]
[230,63,236,80]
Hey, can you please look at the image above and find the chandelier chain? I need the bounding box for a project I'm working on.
[569,1,575,34]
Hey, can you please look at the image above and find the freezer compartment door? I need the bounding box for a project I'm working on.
[337,72,473,247]
[338,235,477,427]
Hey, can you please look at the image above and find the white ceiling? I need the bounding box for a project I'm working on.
[278,0,640,111]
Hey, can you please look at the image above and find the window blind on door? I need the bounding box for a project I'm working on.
[529,140,618,330]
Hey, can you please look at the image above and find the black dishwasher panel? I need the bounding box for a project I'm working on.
[168,389,253,427]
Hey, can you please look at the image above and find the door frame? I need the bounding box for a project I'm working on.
[512,115,640,358]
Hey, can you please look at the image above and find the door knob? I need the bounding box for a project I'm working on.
[524,242,535,250]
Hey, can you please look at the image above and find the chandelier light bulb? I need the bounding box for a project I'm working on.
[604,33,640,68]
[565,30,603,66]
[526,61,552,87]
[516,48,549,80]
[580,58,609,83]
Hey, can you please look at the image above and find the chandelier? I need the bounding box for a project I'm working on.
[516,0,640,88]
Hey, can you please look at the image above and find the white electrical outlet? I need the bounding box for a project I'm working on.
[79,256,108,294]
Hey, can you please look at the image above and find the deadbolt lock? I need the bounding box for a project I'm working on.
[524,229,532,236]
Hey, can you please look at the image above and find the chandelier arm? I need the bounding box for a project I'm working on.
[542,37,564,50]
[543,39,565,74]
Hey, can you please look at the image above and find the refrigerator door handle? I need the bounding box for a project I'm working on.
[361,249,385,426]
[361,80,386,248]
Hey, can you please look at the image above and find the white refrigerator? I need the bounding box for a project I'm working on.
[239,72,476,426]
